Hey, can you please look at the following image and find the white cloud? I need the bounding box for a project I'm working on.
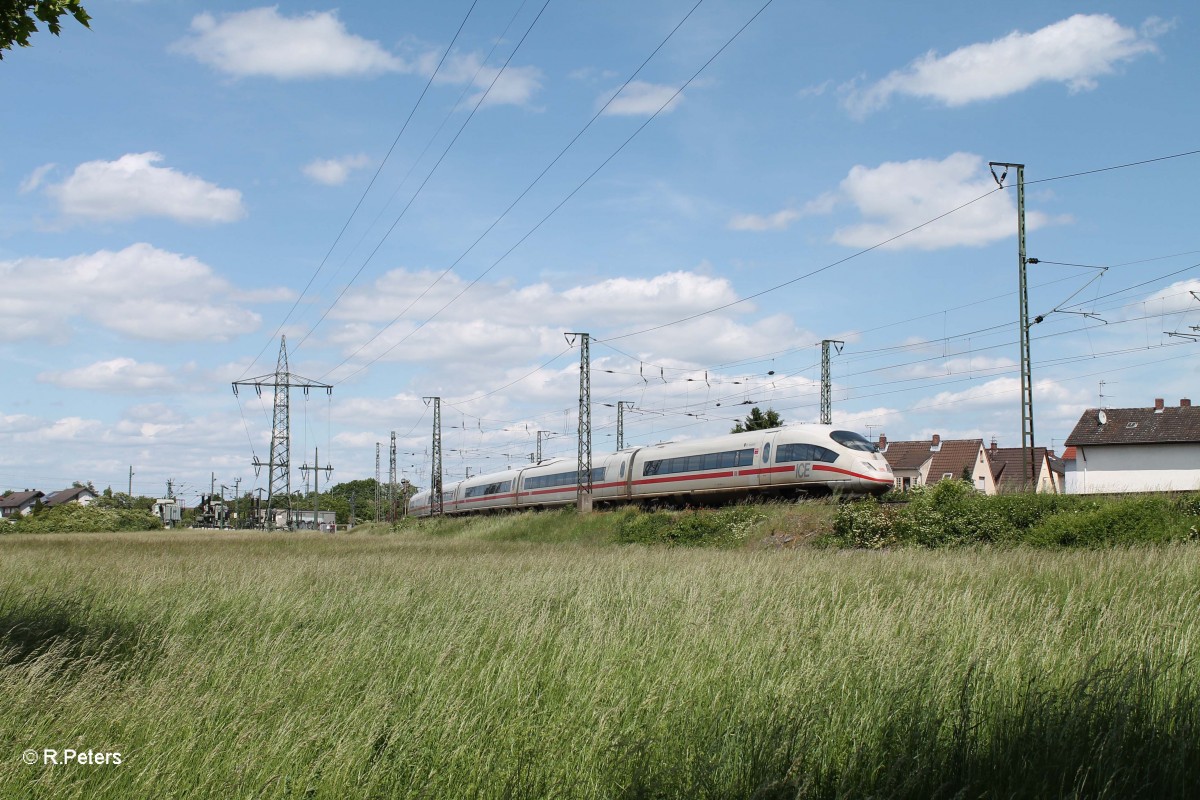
[831,152,1064,250]
[316,267,822,400]
[47,153,245,224]
[303,154,372,186]
[174,7,406,79]
[19,163,55,194]
[1141,279,1200,317]
[600,81,681,116]
[38,358,180,393]
[0,243,268,343]
[423,51,544,108]
[728,193,838,232]
[844,14,1164,117]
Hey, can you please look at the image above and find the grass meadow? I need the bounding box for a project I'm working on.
[1,521,1198,798]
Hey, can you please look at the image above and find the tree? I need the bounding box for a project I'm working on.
[731,407,784,433]
[1,1,90,59]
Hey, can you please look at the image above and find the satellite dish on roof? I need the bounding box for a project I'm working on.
[1098,410,1107,425]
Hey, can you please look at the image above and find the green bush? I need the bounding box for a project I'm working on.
[828,485,1200,550]
[1027,495,1198,547]
[5,503,162,534]
[830,500,901,549]
[614,505,765,547]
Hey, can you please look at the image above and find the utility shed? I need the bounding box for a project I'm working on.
[1064,398,1200,493]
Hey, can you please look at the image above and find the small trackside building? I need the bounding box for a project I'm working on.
[1064,398,1200,494]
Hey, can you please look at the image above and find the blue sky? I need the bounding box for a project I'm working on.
[2,0,1197,504]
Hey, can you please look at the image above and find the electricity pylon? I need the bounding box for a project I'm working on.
[990,161,1036,489]
[232,336,332,528]
[820,339,844,425]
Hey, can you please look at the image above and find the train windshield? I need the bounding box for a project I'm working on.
[830,430,878,452]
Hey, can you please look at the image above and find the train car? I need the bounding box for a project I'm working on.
[515,454,632,510]
[456,468,523,513]
[407,483,465,517]
[623,425,890,503]
[408,424,892,517]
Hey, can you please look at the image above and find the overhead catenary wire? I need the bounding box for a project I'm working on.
[240,0,484,378]
[325,0,775,384]
[294,0,555,358]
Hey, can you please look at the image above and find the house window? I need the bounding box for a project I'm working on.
[942,472,954,480]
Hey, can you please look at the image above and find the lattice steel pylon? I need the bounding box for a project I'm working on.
[820,339,844,425]
[567,333,592,512]
[616,401,633,450]
[990,161,1036,489]
[374,442,382,522]
[232,336,331,529]
[424,398,443,515]
[388,431,397,523]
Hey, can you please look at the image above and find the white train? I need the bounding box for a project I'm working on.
[408,425,893,516]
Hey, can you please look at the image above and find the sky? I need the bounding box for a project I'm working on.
[2,0,1198,505]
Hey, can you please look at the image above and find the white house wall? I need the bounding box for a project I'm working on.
[1067,444,1200,493]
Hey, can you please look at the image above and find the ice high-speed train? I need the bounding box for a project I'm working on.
[408,425,892,516]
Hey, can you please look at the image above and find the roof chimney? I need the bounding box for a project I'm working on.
[1154,398,1165,413]
[930,434,941,451]
[990,436,997,455]
[878,433,887,451]
[1182,398,1192,408]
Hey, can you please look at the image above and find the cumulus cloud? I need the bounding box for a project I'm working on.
[599,80,681,116]
[316,267,821,398]
[19,163,55,194]
[38,358,181,393]
[830,152,1065,250]
[844,15,1165,117]
[172,8,545,107]
[728,193,838,232]
[1140,279,1200,317]
[303,153,372,186]
[0,243,273,343]
[46,153,244,224]
[421,50,543,108]
[174,7,406,79]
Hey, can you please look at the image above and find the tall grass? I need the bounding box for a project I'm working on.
[1,530,1197,798]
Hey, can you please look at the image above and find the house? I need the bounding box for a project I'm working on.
[987,443,1063,494]
[0,490,45,518]
[43,486,98,507]
[876,435,997,494]
[876,435,935,491]
[1064,398,1200,494]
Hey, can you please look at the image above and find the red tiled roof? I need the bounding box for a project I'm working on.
[0,490,44,509]
[988,447,1050,491]
[1065,405,1200,446]
[928,439,984,481]
[879,440,934,470]
[44,486,96,506]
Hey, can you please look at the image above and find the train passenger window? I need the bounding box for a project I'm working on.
[762,443,771,463]
[702,453,720,470]
[776,443,838,463]
[686,455,702,472]
[644,461,660,476]
[736,448,754,467]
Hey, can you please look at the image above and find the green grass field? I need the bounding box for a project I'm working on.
[2,524,1198,798]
